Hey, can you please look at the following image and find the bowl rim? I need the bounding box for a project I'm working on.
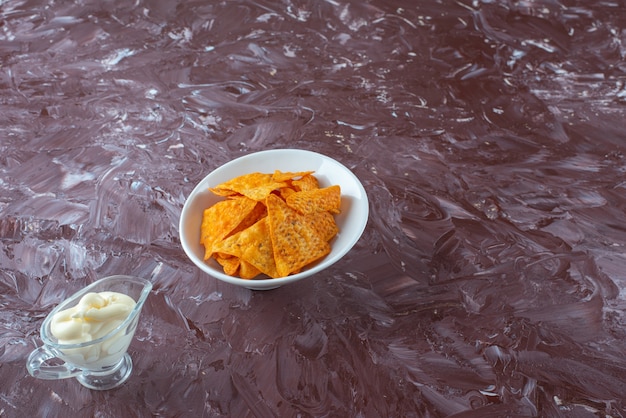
[179,148,369,290]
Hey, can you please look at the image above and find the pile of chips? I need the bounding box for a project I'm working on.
[200,170,341,279]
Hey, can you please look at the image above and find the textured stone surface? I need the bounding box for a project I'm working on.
[1,0,626,416]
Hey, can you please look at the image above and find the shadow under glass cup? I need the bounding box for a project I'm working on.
[27,275,152,390]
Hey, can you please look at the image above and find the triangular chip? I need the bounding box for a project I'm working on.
[272,170,314,182]
[210,172,286,201]
[200,196,257,260]
[200,171,342,279]
[292,173,319,192]
[277,186,297,201]
[285,185,341,215]
[227,202,267,237]
[266,194,330,277]
[239,260,262,279]
[212,217,279,278]
[215,253,240,276]
[304,211,339,242]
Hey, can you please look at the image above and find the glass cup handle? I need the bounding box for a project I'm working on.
[26,346,82,380]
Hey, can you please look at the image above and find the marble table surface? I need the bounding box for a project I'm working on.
[1,0,626,416]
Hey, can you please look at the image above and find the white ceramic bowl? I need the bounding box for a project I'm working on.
[179,149,369,290]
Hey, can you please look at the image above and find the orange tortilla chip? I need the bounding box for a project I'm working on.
[272,170,314,182]
[285,185,341,215]
[210,172,286,201]
[215,253,240,276]
[266,194,330,277]
[212,217,279,278]
[304,211,339,242]
[277,186,297,201]
[227,201,267,237]
[201,196,257,260]
[239,260,262,279]
[292,173,319,192]
[200,170,341,279]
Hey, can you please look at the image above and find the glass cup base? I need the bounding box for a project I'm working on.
[76,353,133,390]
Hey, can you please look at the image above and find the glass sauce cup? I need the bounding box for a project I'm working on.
[27,275,152,390]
